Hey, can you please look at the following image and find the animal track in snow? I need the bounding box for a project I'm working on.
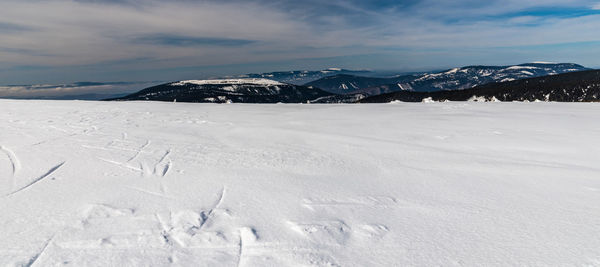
[155,210,231,248]
[355,224,389,240]
[298,196,393,244]
[288,220,390,246]
[45,186,250,266]
[63,188,232,249]
[58,204,160,250]
[287,220,351,245]
[153,188,231,248]
[82,203,136,220]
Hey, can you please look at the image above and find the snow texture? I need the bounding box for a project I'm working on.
[1,100,599,266]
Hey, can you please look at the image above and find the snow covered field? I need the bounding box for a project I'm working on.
[1,100,599,266]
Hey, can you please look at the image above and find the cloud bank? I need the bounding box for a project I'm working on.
[0,81,157,99]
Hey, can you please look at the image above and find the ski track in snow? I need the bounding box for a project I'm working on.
[0,145,21,190]
[1,100,600,266]
[153,149,172,177]
[0,146,21,177]
[98,157,143,173]
[25,236,54,267]
[127,140,151,163]
[126,186,174,200]
[7,162,66,197]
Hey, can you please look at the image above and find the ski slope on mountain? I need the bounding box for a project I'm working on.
[1,100,599,266]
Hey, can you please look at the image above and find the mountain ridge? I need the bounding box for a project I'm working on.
[359,69,600,103]
[107,63,594,104]
[308,63,588,95]
[229,68,372,85]
[109,78,335,103]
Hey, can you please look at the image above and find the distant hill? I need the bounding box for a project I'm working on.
[109,79,335,103]
[231,68,371,85]
[309,93,369,104]
[304,74,418,94]
[307,63,588,95]
[360,70,600,103]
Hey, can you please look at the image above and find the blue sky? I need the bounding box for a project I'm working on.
[0,0,599,86]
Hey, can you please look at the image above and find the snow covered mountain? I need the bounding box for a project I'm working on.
[402,62,588,91]
[360,69,600,103]
[308,63,588,95]
[110,78,335,103]
[304,74,419,95]
[231,68,371,85]
[108,63,592,103]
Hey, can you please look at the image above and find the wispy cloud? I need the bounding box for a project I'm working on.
[0,0,599,84]
[0,21,33,33]
[134,34,256,47]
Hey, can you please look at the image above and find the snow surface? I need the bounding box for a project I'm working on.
[520,70,534,76]
[1,100,600,266]
[171,79,284,86]
[504,66,539,70]
[445,68,460,74]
